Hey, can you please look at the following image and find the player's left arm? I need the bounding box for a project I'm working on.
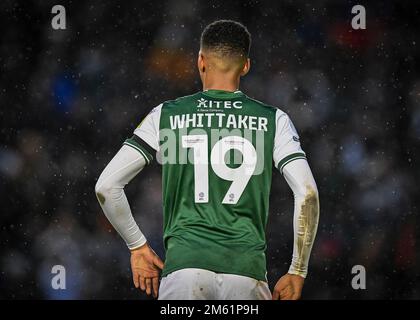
[272,110,320,300]
[273,159,319,300]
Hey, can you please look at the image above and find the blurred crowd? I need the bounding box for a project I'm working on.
[0,0,419,299]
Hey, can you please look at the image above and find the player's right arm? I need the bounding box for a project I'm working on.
[95,105,163,297]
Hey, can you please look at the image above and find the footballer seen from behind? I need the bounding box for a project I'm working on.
[95,20,320,300]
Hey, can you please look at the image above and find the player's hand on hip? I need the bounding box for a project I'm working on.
[272,273,304,300]
[130,242,164,298]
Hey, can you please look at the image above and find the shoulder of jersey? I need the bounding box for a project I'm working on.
[160,92,202,108]
[243,94,286,115]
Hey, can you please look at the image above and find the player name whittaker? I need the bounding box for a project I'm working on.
[169,113,268,131]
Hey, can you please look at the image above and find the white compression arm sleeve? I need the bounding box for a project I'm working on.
[95,145,147,250]
[282,158,320,278]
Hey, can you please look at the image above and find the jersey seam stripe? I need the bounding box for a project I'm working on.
[131,134,156,155]
[278,152,306,173]
[123,141,151,164]
[124,137,154,162]
[280,156,306,173]
[277,152,306,169]
[124,142,150,164]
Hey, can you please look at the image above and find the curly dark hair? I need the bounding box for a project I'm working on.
[200,20,251,59]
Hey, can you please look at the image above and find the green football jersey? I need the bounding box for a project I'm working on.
[124,89,306,281]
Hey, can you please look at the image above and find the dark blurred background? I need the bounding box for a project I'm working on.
[0,0,419,299]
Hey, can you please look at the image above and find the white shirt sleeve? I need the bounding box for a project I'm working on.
[133,104,163,151]
[273,109,306,173]
[282,158,320,278]
[95,145,148,250]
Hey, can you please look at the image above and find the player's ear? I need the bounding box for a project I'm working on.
[198,51,206,74]
[240,58,250,76]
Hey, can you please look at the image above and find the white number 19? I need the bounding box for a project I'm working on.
[182,134,257,204]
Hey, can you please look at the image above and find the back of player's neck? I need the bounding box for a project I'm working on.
[203,80,239,92]
[203,86,238,93]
